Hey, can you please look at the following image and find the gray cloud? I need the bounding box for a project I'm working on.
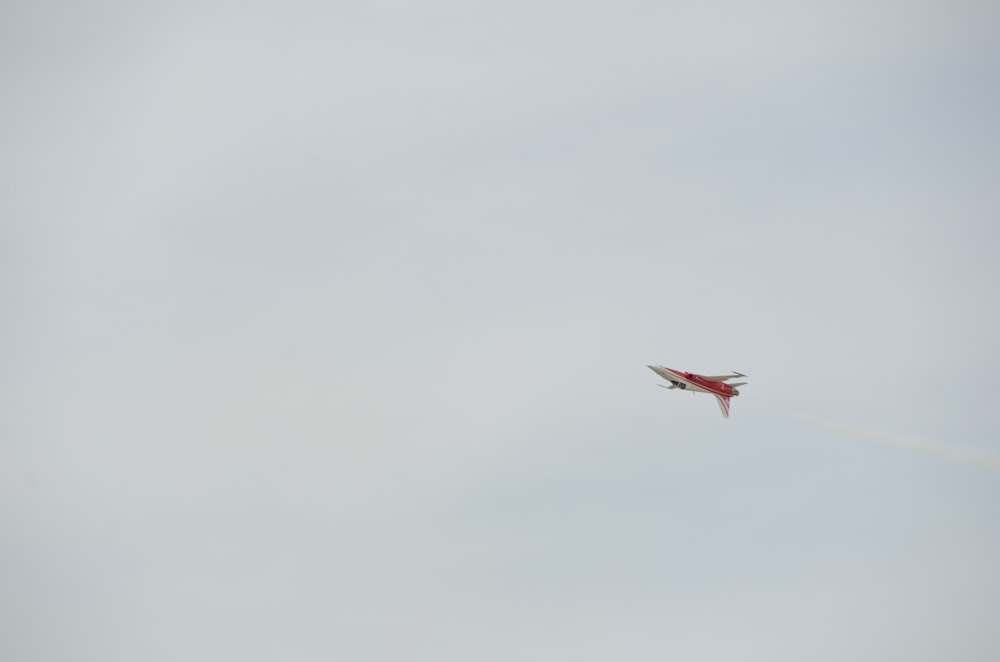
[3,1,1000,660]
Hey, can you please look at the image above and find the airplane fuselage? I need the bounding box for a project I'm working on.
[647,364,746,417]
[647,365,740,397]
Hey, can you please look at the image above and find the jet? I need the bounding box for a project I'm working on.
[647,365,747,418]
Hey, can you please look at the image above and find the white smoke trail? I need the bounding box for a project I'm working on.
[783,410,1000,475]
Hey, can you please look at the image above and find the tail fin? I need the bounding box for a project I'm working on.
[714,394,731,418]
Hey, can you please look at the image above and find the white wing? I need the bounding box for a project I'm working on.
[700,372,746,382]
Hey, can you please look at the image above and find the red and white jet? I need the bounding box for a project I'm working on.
[647,365,747,418]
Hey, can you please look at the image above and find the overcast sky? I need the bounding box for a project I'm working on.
[3,1,1000,660]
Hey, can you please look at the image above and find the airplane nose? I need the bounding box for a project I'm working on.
[732,389,740,396]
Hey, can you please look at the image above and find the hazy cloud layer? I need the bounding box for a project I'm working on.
[3,1,1000,660]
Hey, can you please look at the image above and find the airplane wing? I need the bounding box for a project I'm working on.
[700,372,746,382]
[714,394,731,418]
